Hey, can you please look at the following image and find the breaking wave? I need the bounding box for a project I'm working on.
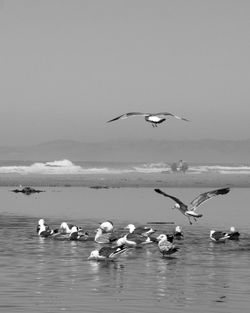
[0,159,132,175]
[0,160,82,175]
[0,159,250,175]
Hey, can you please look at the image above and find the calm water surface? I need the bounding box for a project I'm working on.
[0,187,250,313]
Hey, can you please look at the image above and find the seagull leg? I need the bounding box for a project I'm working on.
[188,217,192,225]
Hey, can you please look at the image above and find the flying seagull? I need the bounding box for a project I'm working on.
[154,187,230,224]
[107,112,190,127]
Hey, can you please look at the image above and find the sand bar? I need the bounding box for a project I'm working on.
[0,172,250,188]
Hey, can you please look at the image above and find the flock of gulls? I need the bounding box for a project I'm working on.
[37,209,240,261]
[34,110,240,261]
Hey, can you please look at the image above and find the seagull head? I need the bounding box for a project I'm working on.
[99,221,113,233]
[156,234,167,242]
[172,203,180,210]
[210,230,216,236]
[88,250,100,260]
[125,224,135,233]
[175,225,182,232]
[38,219,45,226]
[59,222,71,234]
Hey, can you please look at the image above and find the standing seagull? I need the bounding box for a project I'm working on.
[157,234,179,257]
[107,112,189,127]
[154,187,230,224]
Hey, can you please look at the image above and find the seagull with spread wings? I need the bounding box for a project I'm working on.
[107,112,189,127]
[154,187,230,224]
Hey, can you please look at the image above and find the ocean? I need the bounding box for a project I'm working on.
[0,185,250,313]
[0,159,250,175]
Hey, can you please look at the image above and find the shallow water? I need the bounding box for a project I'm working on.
[0,187,250,312]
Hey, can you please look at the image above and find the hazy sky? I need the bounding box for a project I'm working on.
[1,0,250,145]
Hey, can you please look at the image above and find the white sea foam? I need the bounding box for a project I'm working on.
[0,159,82,174]
[0,159,249,175]
[189,165,250,174]
[0,159,132,175]
[133,162,170,173]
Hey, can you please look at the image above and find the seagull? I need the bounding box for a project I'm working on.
[107,112,189,127]
[67,226,80,240]
[210,230,230,242]
[227,226,240,240]
[157,234,179,257]
[12,186,44,195]
[174,225,184,239]
[88,244,129,261]
[116,232,153,247]
[125,224,156,236]
[58,222,82,234]
[154,187,230,224]
[94,227,119,244]
[67,226,90,241]
[99,220,114,233]
[37,219,55,237]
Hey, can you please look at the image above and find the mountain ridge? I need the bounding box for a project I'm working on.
[0,139,249,163]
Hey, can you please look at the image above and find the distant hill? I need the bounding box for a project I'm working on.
[0,139,249,163]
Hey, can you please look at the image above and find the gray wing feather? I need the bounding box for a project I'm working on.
[155,112,190,122]
[154,189,188,212]
[190,187,230,210]
[107,112,149,122]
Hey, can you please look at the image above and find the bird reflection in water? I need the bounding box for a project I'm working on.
[88,260,125,297]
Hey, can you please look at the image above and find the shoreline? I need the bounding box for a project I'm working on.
[1,172,250,188]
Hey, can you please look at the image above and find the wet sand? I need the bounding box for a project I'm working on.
[1,172,250,188]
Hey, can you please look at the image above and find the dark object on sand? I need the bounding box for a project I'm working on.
[89,186,110,189]
[11,186,45,195]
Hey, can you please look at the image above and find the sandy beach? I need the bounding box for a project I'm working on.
[1,172,250,188]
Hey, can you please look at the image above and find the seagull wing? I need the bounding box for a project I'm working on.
[154,189,188,212]
[126,233,148,244]
[155,112,190,122]
[109,245,129,258]
[190,187,230,211]
[107,112,149,123]
[98,246,114,257]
